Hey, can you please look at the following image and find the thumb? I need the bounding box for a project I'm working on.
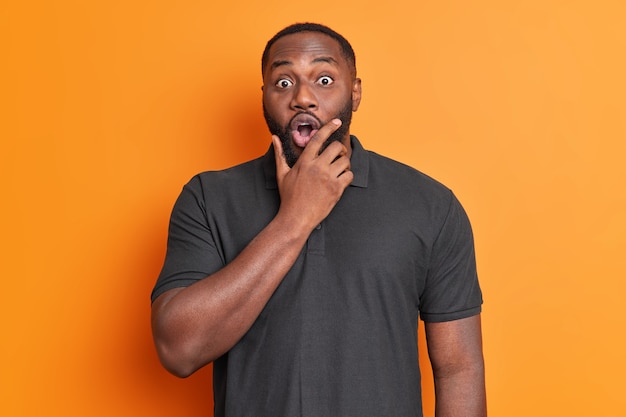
[272,135,290,180]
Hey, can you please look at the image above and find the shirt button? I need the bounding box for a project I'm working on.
[315,223,322,230]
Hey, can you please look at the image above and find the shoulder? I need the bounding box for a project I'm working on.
[168,155,270,216]
[179,154,269,199]
[190,155,265,187]
[366,150,454,201]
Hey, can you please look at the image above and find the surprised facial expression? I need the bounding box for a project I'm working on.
[262,31,361,167]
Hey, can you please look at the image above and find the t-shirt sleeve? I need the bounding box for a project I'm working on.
[419,191,483,322]
[151,176,225,303]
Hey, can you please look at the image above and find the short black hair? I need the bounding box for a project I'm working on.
[261,22,356,77]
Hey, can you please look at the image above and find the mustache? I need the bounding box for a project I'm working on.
[289,111,322,128]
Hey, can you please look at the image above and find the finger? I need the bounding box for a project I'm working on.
[272,135,290,180]
[300,118,342,159]
[328,154,351,178]
[337,168,354,186]
[317,139,349,165]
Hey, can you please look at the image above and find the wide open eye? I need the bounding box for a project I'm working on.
[317,76,334,86]
[276,79,293,88]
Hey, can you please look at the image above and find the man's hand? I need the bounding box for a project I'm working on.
[272,118,354,233]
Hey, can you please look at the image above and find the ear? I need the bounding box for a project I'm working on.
[351,78,362,111]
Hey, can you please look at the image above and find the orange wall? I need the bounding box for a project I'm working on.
[2,1,625,416]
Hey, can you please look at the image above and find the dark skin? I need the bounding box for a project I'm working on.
[151,31,486,416]
[427,316,487,416]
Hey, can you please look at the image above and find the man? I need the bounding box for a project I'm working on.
[151,23,486,416]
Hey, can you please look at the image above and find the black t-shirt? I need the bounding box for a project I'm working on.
[153,136,482,417]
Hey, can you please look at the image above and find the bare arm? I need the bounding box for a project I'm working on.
[425,314,486,417]
[151,120,352,377]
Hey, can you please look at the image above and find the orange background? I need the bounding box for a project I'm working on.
[2,1,625,416]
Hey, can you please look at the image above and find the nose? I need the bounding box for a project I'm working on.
[290,83,317,111]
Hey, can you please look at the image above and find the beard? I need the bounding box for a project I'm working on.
[263,100,353,168]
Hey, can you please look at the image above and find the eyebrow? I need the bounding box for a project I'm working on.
[270,56,339,71]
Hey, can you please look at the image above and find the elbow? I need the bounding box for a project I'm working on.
[151,291,205,378]
[154,338,201,378]
[162,360,197,379]
[151,291,222,377]
[433,356,485,381]
[152,323,222,378]
[152,318,204,378]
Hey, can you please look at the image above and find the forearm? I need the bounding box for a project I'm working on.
[152,211,313,377]
[433,362,486,417]
[425,315,486,417]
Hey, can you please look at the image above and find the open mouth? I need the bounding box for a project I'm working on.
[297,124,313,137]
[290,114,320,148]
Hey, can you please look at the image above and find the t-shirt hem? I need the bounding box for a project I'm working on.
[420,305,482,323]
[150,278,200,303]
